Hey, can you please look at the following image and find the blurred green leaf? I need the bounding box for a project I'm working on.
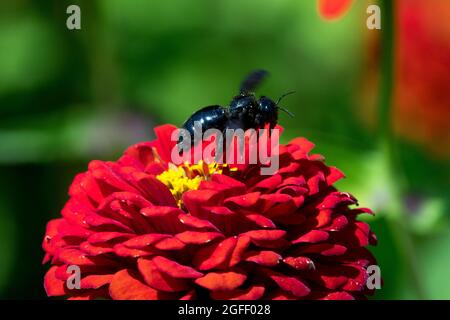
[409,198,447,235]
[416,230,450,299]
[0,13,61,96]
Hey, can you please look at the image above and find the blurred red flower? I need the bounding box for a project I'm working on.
[319,0,450,157]
[393,0,450,157]
[43,124,377,300]
[317,0,353,20]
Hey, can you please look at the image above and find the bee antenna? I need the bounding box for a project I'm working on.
[276,91,296,105]
[276,91,295,117]
[277,106,295,118]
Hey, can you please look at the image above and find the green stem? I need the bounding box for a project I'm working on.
[378,0,426,299]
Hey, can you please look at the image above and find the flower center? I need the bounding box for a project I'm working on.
[156,161,235,208]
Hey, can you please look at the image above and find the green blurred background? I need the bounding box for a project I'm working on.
[0,0,449,299]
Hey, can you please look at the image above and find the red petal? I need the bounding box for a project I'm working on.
[57,221,92,238]
[250,174,282,192]
[316,274,347,290]
[341,265,368,291]
[44,266,66,297]
[122,234,170,249]
[42,219,64,259]
[307,171,325,195]
[114,244,154,258]
[309,265,352,290]
[68,288,109,300]
[243,230,288,248]
[140,206,185,234]
[308,264,367,292]
[278,162,301,175]
[283,256,316,270]
[224,192,260,208]
[154,237,186,250]
[69,172,103,205]
[58,248,118,266]
[132,174,177,207]
[138,257,189,292]
[176,231,224,244]
[87,232,133,244]
[80,274,113,289]
[265,289,298,300]
[313,209,333,228]
[301,243,347,256]
[178,214,220,232]
[229,235,251,267]
[195,270,247,291]
[180,290,197,300]
[326,166,345,185]
[319,192,357,209]
[211,285,265,300]
[200,174,247,198]
[97,191,153,215]
[292,230,329,244]
[322,214,348,231]
[210,174,246,189]
[109,269,167,300]
[335,221,371,248]
[245,251,282,267]
[150,124,178,162]
[194,237,238,271]
[152,256,203,279]
[238,210,276,229]
[244,229,286,241]
[61,199,89,226]
[183,190,224,216]
[353,222,371,247]
[88,160,138,195]
[84,213,133,233]
[321,291,355,300]
[204,206,235,216]
[288,137,315,155]
[119,141,156,171]
[261,268,310,297]
[352,207,374,216]
[80,241,114,255]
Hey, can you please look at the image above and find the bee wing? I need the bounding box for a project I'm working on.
[239,70,268,94]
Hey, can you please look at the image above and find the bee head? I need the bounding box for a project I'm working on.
[258,96,277,114]
[256,94,294,127]
[256,96,278,124]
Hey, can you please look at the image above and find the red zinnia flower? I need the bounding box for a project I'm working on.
[43,124,378,300]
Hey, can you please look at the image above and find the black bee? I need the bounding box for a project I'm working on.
[178,70,294,152]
